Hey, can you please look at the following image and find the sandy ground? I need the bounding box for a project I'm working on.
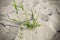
[0,0,60,40]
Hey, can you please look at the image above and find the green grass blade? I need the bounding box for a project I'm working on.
[19,2,24,11]
[13,1,18,14]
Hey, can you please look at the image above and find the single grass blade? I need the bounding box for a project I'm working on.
[13,1,18,14]
[19,2,24,11]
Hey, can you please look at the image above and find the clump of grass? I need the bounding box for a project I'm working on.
[13,1,41,30]
[24,11,40,30]
[12,1,41,39]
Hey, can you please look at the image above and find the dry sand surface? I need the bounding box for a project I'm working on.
[0,0,60,40]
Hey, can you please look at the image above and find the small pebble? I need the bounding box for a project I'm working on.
[48,13,53,16]
[45,19,48,22]
[57,30,60,32]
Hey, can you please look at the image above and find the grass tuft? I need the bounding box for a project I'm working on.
[12,1,41,39]
[24,11,40,30]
